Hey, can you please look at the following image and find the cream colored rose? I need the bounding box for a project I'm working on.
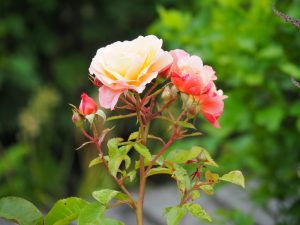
[89,35,173,109]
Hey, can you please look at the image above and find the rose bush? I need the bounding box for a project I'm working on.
[0,35,244,225]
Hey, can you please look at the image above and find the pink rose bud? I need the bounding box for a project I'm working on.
[72,111,83,128]
[79,93,98,115]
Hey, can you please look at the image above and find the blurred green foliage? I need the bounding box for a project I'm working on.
[0,0,173,206]
[149,0,300,224]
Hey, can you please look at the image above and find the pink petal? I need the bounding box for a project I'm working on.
[198,94,224,128]
[99,85,123,110]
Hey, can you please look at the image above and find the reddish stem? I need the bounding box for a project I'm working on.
[80,129,136,208]
[145,132,177,175]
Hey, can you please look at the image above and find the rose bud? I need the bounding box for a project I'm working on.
[72,111,83,128]
[79,93,98,115]
[162,86,172,101]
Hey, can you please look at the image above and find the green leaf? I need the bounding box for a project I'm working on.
[164,206,187,225]
[89,156,103,168]
[184,203,212,222]
[45,197,88,225]
[100,218,124,225]
[181,132,202,138]
[92,189,130,207]
[197,147,219,167]
[166,147,203,164]
[127,170,136,182]
[133,143,152,161]
[128,132,139,141]
[85,114,95,125]
[147,134,166,144]
[146,167,172,177]
[134,158,151,169]
[107,138,132,176]
[200,185,214,195]
[177,121,196,129]
[78,203,105,225]
[89,156,110,168]
[191,190,200,201]
[124,155,131,169]
[172,164,191,195]
[128,132,165,144]
[219,170,245,188]
[0,197,43,225]
[106,113,137,121]
[95,109,106,120]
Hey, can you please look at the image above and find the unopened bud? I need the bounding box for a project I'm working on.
[181,94,199,118]
[162,86,172,101]
[170,85,178,95]
[72,111,83,128]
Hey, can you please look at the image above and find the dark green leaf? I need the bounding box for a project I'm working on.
[78,203,105,225]
[45,197,88,225]
[0,197,43,225]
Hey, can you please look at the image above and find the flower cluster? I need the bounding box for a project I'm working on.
[86,35,225,127]
[67,35,244,225]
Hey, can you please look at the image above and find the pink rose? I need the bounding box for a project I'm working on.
[89,35,173,110]
[79,93,98,115]
[170,49,216,96]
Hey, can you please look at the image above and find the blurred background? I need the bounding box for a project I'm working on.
[0,0,300,224]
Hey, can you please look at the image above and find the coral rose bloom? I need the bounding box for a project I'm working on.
[196,85,227,128]
[170,49,216,96]
[89,35,173,110]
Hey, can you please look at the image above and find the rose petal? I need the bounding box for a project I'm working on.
[199,94,224,128]
[99,85,123,110]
